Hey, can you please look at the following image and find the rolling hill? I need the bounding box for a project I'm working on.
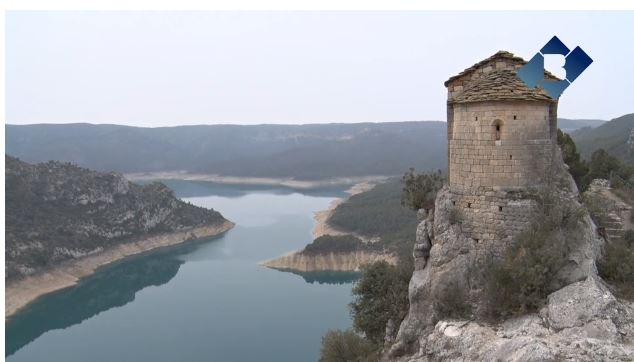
[571,113,634,163]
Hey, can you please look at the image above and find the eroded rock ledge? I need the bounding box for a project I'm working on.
[393,277,634,361]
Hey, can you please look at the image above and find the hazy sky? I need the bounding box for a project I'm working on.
[6,11,634,126]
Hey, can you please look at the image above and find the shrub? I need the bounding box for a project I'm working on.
[481,193,585,320]
[303,235,366,256]
[319,329,379,362]
[401,168,444,212]
[557,129,588,190]
[448,207,463,225]
[598,230,634,299]
[349,258,413,345]
[434,281,472,320]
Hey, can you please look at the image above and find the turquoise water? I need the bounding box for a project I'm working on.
[6,181,357,362]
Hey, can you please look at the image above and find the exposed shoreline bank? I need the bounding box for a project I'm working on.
[260,181,397,272]
[125,171,390,190]
[259,250,397,272]
[5,220,234,319]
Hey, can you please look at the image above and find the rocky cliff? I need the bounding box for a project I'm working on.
[5,155,232,282]
[387,150,634,361]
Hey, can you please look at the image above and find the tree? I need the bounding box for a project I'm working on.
[401,169,444,211]
[583,149,633,188]
[557,129,589,190]
[349,258,412,345]
[319,329,378,362]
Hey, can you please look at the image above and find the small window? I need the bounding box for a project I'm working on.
[513,115,517,120]
[495,125,501,140]
[498,206,503,212]
[452,201,456,206]
[473,238,479,243]
[509,155,513,160]
[475,116,478,121]
[467,203,472,208]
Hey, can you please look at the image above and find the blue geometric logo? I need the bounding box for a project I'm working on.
[517,36,593,99]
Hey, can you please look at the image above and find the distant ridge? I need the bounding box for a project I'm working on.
[6,122,447,180]
[571,113,634,162]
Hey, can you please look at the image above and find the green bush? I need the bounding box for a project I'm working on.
[328,179,418,256]
[349,258,413,345]
[448,207,463,225]
[481,194,585,320]
[557,129,588,190]
[303,235,367,256]
[319,329,379,362]
[434,281,472,320]
[401,168,444,212]
[598,230,634,299]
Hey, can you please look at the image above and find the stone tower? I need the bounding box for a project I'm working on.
[444,51,560,242]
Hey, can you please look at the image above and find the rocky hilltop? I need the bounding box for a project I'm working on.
[5,155,234,317]
[385,154,634,361]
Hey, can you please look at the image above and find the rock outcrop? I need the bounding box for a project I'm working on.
[386,150,634,360]
[583,178,633,241]
[392,277,634,361]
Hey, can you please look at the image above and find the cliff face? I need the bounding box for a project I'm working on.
[388,150,634,360]
[5,155,229,281]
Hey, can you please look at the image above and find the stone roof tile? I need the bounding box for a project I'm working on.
[450,69,554,104]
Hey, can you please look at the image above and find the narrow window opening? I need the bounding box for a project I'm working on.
[467,203,472,208]
[495,125,501,141]
[452,201,456,206]
[513,115,517,120]
[475,116,478,121]
[473,238,479,243]
[498,206,503,212]
[509,155,513,160]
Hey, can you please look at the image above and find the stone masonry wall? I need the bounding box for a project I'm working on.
[445,189,537,243]
[449,101,555,190]
[446,100,556,242]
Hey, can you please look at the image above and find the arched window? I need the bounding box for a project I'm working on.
[492,119,503,141]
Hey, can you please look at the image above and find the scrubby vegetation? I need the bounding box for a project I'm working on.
[303,235,367,256]
[350,258,413,345]
[558,129,634,192]
[434,281,472,320]
[327,178,419,256]
[481,193,586,320]
[401,168,445,211]
[5,155,226,281]
[319,257,413,361]
[598,230,634,299]
[319,329,379,362]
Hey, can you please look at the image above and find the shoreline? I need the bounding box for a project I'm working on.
[260,181,395,272]
[259,250,397,272]
[312,181,378,243]
[125,171,390,190]
[5,220,235,319]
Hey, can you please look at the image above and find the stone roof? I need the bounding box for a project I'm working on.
[446,50,560,104]
[450,69,554,104]
[445,51,521,86]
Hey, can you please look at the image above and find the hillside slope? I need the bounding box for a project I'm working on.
[5,122,447,180]
[571,113,634,162]
[5,155,230,281]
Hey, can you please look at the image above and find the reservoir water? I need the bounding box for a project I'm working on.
[6,181,357,362]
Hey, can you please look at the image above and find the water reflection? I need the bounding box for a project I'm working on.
[274,268,361,285]
[5,238,212,357]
